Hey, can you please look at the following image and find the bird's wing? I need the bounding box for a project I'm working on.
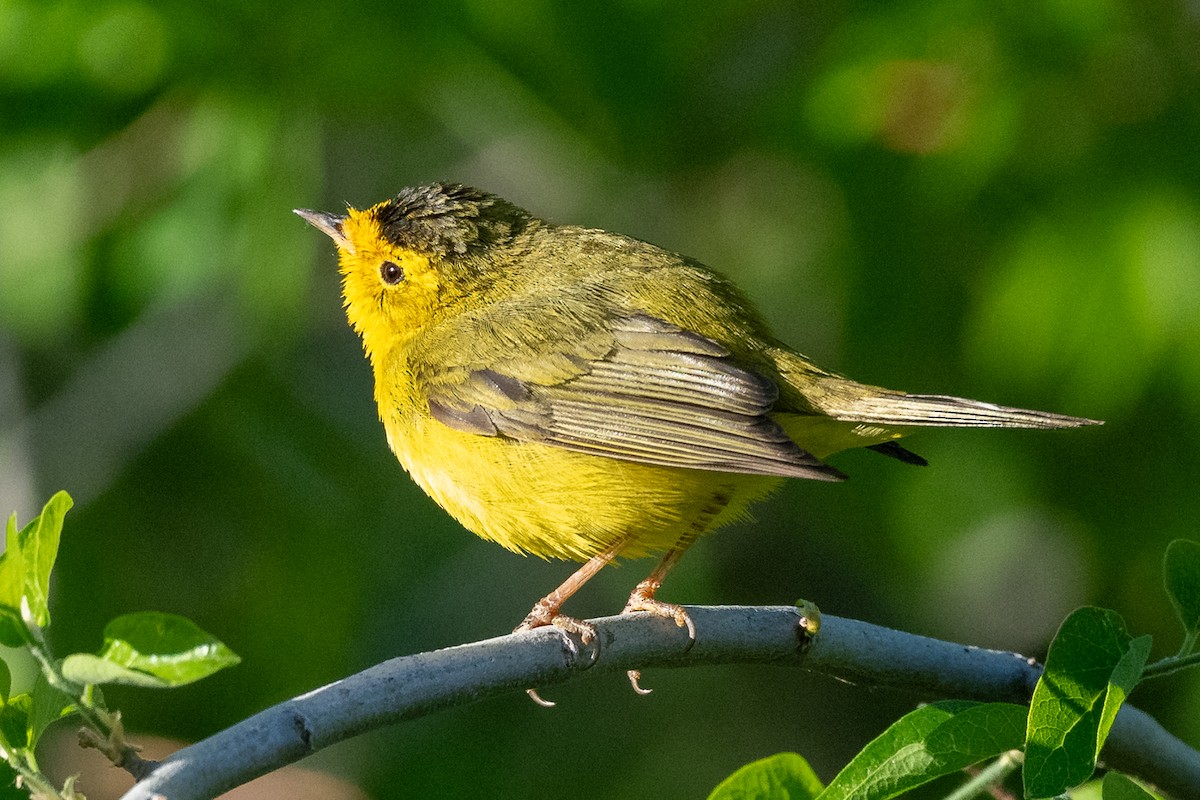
[417,312,845,481]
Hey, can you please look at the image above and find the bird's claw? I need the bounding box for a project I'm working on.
[622,596,697,644]
[515,606,600,706]
[620,587,697,697]
[627,669,653,695]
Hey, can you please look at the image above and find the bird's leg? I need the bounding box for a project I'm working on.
[515,538,626,644]
[622,535,698,637]
[623,535,699,695]
[516,540,627,707]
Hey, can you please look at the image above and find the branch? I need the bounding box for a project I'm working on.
[117,606,1200,800]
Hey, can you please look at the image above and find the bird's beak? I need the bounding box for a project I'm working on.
[294,209,354,254]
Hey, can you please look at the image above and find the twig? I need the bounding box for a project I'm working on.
[946,751,1023,800]
[117,606,1200,800]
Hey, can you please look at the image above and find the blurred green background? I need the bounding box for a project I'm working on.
[2,0,1198,797]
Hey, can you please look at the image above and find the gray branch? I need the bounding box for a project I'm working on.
[117,606,1200,800]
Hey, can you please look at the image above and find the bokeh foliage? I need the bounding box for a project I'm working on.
[1,0,1197,797]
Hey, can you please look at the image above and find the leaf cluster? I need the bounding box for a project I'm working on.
[709,541,1200,800]
[0,492,239,799]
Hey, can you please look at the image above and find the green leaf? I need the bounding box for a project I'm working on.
[63,612,239,687]
[0,514,28,647]
[25,672,77,750]
[819,701,1024,800]
[919,702,1026,764]
[1098,634,1151,753]
[1024,607,1149,798]
[0,693,30,751]
[0,613,24,649]
[820,701,968,800]
[62,653,173,687]
[1102,772,1160,800]
[0,762,25,800]
[0,656,9,703]
[707,753,824,800]
[16,491,72,630]
[0,492,73,645]
[1164,539,1200,643]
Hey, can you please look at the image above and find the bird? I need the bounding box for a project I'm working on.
[296,183,1099,697]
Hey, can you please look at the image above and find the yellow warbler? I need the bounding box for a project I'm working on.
[296,183,1098,661]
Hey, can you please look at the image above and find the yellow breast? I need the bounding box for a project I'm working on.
[382,403,781,562]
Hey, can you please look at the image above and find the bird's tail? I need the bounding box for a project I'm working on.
[829,390,1102,429]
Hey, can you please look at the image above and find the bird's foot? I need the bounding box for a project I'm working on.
[514,601,598,647]
[514,599,599,707]
[621,582,697,641]
[620,581,697,694]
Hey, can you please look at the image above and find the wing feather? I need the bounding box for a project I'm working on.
[422,314,845,482]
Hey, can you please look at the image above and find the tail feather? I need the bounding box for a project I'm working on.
[833,392,1102,430]
[867,441,929,466]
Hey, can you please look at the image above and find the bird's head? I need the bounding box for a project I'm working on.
[296,183,533,360]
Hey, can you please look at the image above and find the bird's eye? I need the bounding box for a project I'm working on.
[380,260,405,285]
